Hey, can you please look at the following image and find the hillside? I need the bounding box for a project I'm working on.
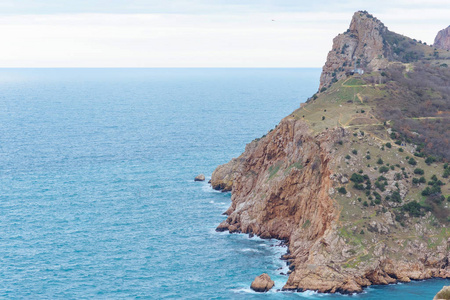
[212,11,450,293]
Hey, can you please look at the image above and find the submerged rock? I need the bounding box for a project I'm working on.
[250,273,274,292]
[194,174,205,181]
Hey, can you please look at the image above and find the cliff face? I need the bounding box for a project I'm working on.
[319,11,388,90]
[212,11,450,294]
[216,118,340,242]
[434,26,450,51]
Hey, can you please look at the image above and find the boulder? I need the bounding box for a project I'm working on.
[194,174,205,181]
[434,286,450,300]
[250,273,274,292]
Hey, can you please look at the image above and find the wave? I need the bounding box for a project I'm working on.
[237,248,261,253]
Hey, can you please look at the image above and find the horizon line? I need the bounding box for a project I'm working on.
[0,66,323,69]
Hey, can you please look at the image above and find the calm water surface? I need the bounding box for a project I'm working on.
[0,68,447,298]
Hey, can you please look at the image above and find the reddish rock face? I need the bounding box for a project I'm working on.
[216,118,340,242]
[434,26,450,51]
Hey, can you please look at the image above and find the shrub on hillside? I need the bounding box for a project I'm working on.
[338,187,347,194]
[390,191,402,203]
[379,166,389,173]
[413,168,424,175]
[350,173,364,183]
[402,201,423,217]
[408,158,417,165]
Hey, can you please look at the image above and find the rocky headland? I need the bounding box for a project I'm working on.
[213,11,450,294]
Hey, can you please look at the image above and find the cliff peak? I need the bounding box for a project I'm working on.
[349,11,385,30]
[434,25,450,50]
[319,11,388,90]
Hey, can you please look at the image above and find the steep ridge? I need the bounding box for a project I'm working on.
[434,26,450,51]
[319,11,388,90]
[212,11,450,293]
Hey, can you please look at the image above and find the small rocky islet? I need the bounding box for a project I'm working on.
[194,174,205,181]
[250,273,275,292]
[212,11,450,294]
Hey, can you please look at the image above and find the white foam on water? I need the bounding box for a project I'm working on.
[232,287,258,294]
[209,201,229,209]
[208,227,229,236]
[238,248,261,253]
[285,289,338,298]
[233,286,279,294]
[201,183,219,193]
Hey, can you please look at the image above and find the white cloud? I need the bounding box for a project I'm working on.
[0,9,447,67]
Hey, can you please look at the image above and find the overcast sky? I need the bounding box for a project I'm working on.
[0,0,448,67]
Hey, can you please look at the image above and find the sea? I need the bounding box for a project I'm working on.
[0,68,448,299]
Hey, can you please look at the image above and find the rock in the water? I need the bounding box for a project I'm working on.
[435,286,450,300]
[250,273,275,292]
[194,174,205,181]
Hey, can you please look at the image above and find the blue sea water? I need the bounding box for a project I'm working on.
[0,68,448,299]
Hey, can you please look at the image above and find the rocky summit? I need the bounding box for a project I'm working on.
[213,11,450,294]
[434,26,450,51]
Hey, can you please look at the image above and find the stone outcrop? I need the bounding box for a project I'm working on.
[211,145,257,192]
[211,159,239,191]
[434,26,450,51]
[319,11,388,90]
[194,174,205,181]
[250,273,275,292]
[435,286,450,300]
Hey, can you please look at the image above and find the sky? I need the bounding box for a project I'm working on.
[0,0,448,67]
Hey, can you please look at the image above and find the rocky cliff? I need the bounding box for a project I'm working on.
[319,11,388,91]
[435,26,450,51]
[212,11,450,294]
